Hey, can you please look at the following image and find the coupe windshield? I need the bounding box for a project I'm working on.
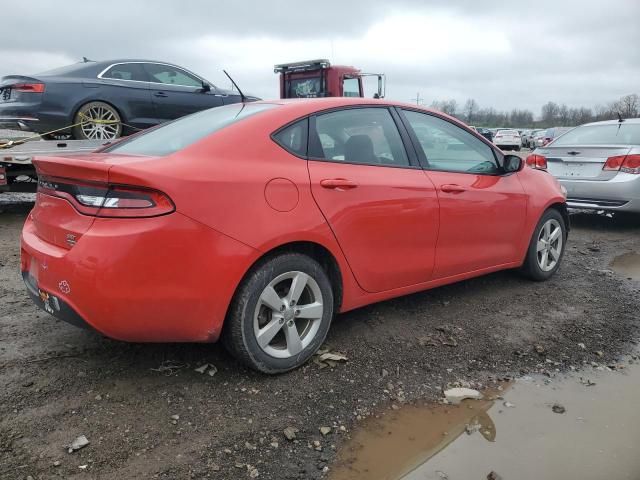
[552,123,640,146]
[105,103,278,156]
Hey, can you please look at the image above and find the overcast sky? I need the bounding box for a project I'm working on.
[1,0,638,115]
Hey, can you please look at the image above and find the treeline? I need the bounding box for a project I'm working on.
[429,93,639,129]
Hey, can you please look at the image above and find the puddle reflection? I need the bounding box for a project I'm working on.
[332,360,640,480]
[611,252,640,281]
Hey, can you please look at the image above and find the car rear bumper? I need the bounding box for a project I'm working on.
[0,102,69,133]
[23,270,93,329]
[21,211,258,343]
[560,172,640,212]
[0,116,40,131]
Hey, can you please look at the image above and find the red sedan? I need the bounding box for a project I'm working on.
[21,98,568,373]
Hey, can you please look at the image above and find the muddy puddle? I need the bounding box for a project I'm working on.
[332,358,640,480]
[611,252,640,281]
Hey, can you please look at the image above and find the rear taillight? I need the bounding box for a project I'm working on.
[37,176,174,217]
[0,166,7,186]
[526,154,547,170]
[603,154,640,174]
[13,83,45,93]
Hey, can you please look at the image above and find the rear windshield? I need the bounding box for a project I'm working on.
[38,63,95,76]
[105,103,277,156]
[552,123,640,146]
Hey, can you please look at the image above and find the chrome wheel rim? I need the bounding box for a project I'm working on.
[79,105,120,140]
[253,271,324,359]
[537,219,563,272]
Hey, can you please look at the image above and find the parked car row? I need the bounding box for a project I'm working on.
[467,127,577,151]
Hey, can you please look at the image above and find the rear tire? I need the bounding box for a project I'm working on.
[521,208,567,281]
[72,101,122,140]
[222,253,334,374]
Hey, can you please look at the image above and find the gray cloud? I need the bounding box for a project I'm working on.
[1,0,638,115]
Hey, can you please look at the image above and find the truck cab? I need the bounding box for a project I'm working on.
[274,59,385,99]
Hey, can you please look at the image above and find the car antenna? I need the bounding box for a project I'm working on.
[82,56,93,63]
[223,70,247,103]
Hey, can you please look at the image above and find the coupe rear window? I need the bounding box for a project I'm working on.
[104,103,277,156]
[551,123,640,146]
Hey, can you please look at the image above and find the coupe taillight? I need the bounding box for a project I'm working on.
[37,176,175,217]
[526,154,547,170]
[603,154,640,174]
[13,83,45,93]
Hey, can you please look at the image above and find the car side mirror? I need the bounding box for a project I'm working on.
[200,82,211,93]
[503,154,523,173]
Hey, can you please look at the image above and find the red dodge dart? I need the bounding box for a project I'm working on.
[21,98,568,373]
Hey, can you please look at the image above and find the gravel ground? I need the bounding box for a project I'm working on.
[0,199,639,480]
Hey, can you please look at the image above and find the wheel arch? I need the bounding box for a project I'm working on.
[225,240,344,326]
[548,201,570,232]
[71,99,126,136]
[520,201,570,266]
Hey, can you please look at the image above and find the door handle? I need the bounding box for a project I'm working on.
[440,184,466,193]
[154,91,168,98]
[320,178,358,190]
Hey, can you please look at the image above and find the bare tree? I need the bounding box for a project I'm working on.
[431,99,458,116]
[463,99,479,123]
[619,94,639,118]
[541,102,560,126]
[427,93,638,128]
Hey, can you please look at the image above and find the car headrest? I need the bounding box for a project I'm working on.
[345,135,376,163]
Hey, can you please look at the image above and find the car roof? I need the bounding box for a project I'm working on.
[251,97,460,118]
[37,59,200,77]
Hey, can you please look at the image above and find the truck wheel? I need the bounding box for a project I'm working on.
[223,253,334,374]
[72,102,122,140]
[521,209,567,281]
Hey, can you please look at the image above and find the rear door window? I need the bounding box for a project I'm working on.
[101,63,148,82]
[143,63,203,87]
[310,108,409,167]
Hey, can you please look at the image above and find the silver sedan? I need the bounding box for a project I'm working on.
[531,119,640,213]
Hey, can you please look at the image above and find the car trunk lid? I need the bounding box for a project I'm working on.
[30,153,159,250]
[541,145,633,180]
[0,75,44,103]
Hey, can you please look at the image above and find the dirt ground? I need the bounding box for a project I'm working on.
[1,197,639,480]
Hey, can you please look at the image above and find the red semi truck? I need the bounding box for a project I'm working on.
[274,59,385,99]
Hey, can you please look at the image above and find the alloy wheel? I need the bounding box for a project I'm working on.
[79,105,121,140]
[536,218,563,271]
[253,271,324,359]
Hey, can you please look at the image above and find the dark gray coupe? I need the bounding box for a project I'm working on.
[0,59,254,140]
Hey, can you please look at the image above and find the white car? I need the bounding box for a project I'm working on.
[493,129,522,151]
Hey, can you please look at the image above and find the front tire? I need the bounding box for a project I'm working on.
[72,101,122,140]
[223,253,334,374]
[521,208,567,281]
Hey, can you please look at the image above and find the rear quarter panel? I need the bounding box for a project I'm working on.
[106,110,365,312]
